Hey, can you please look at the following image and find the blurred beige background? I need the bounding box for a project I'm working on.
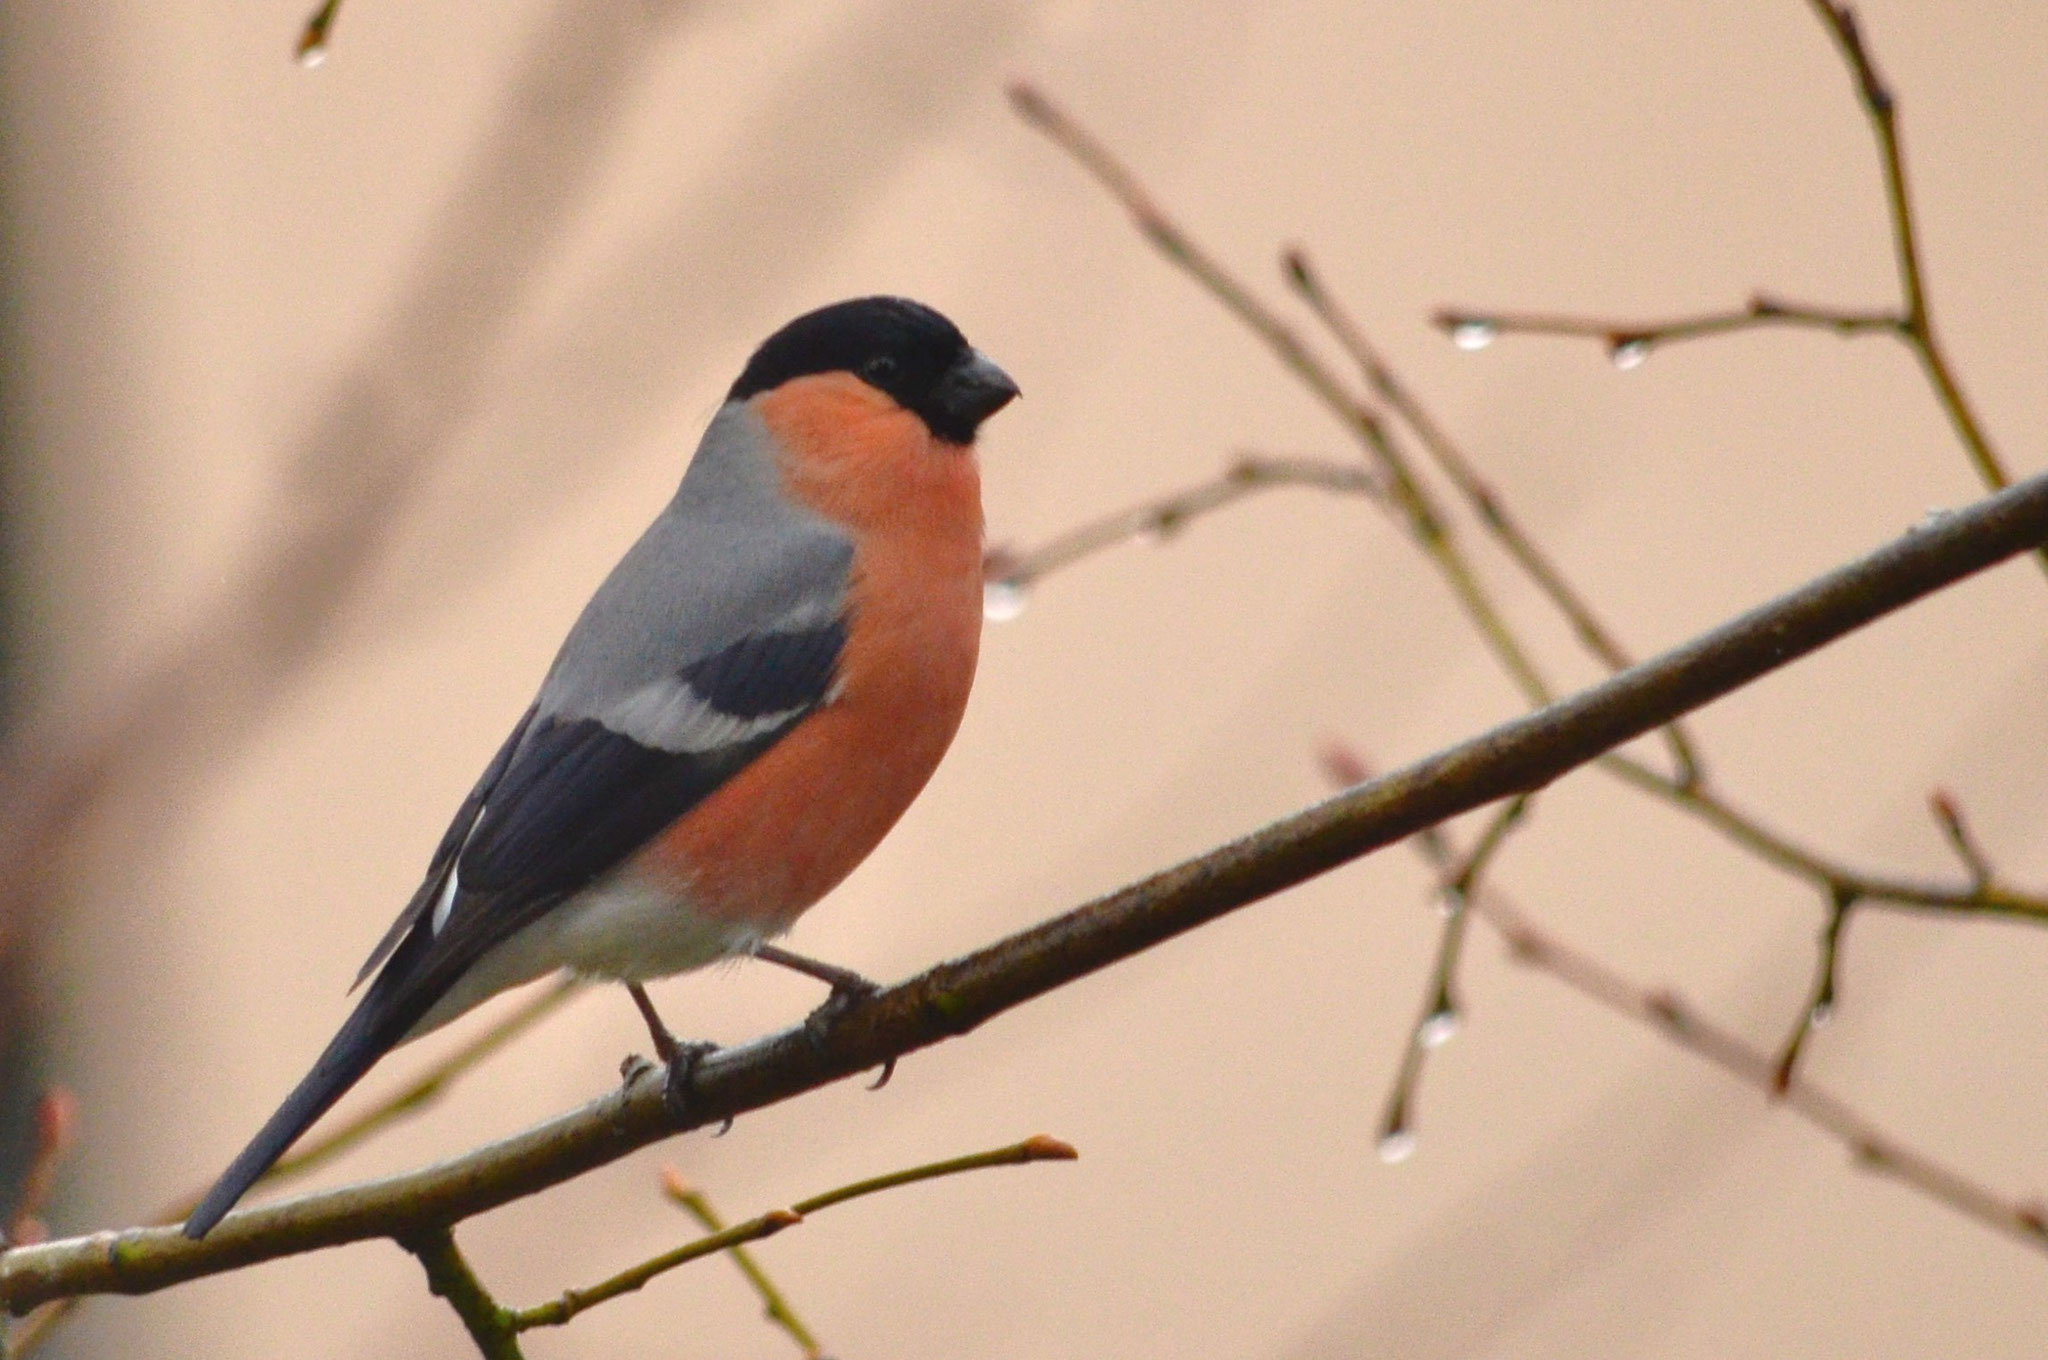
[4,0,2047,1356]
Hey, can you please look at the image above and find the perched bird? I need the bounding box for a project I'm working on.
[184,297,1018,1239]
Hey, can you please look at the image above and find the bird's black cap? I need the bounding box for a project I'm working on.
[729,296,1018,443]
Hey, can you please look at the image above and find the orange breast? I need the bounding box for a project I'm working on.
[632,373,985,927]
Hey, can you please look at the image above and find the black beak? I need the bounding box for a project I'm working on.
[928,348,1021,442]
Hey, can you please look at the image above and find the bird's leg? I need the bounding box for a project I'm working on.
[754,943,879,1000]
[626,982,684,1063]
[625,983,721,1123]
[752,944,896,1090]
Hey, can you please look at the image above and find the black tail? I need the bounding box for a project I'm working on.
[183,968,423,1239]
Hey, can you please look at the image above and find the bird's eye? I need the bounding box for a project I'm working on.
[861,355,899,385]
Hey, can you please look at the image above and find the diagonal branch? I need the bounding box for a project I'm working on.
[1286,248,1704,788]
[398,1227,523,1360]
[660,1170,824,1358]
[1475,889,2048,1255]
[4,976,580,1358]
[1772,885,1858,1090]
[295,0,341,64]
[5,463,2048,1311]
[1009,90,2048,939]
[1378,794,1530,1157]
[1326,739,2047,1254]
[509,1136,1074,1333]
[1801,1,2011,498]
[1433,4,2030,571]
[1009,82,1558,710]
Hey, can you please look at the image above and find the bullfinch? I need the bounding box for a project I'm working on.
[184,297,1019,1239]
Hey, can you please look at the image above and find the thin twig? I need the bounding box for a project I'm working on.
[660,1169,824,1359]
[983,453,1385,594]
[1430,4,2032,575]
[1287,247,1704,788]
[398,1227,523,1360]
[1929,789,1993,891]
[1429,294,1904,363]
[1773,886,1858,1091]
[4,1092,76,1250]
[1377,796,1531,1156]
[1010,82,1558,710]
[509,1211,802,1332]
[1474,888,2047,1254]
[1597,752,2048,925]
[1800,1,2015,504]
[512,1137,1075,1332]
[1012,89,2048,947]
[296,0,341,65]
[6,978,578,1358]
[6,469,2046,1309]
[1323,741,2047,1254]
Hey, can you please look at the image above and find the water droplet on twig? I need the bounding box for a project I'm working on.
[1417,1007,1461,1049]
[1808,998,1833,1028]
[297,0,340,66]
[1376,1128,1417,1164]
[982,579,1029,622]
[1450,320,1498,352]
[1609,337,1651,370]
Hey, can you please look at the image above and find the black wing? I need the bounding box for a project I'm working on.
[183,619,845,1240]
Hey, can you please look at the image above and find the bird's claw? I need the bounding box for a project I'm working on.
[660,1039,721,1124]
[802,975,880,1051]
[799,979,897,1091]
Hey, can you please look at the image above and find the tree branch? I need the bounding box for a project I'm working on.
[1325,738,2047,1252]
[1012,86,2048,952]
[1008,82,1560,711]
[1429,294,1905,364]
[1928,789,1993,891]
[1472,890,2048,1255]
[295,0,341,65]
[397,1227,523,1360]
[1772,885,1857,1090]
[660,1170,824,1359]
[1801,1,2011,500]
[1432,3,2030,572]
[1286,249,1704,790]
[6,464,2048,1311]
[983,452,1385,603]
[1378,795,1530,1156]
[509,1136,1074,1333]
[4,976,580,1357]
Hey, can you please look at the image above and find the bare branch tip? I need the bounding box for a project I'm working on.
[1642,990,1689,1033]
[296,0,341,67]
[1281,247,1314,291]
[1316,741,1371,789]
[1499,924,1547,964]
[1006,80,1050,121]
[1019,1135,1080,1162]
[8,1088,79,1247]
[1770,1035,1803,1097]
